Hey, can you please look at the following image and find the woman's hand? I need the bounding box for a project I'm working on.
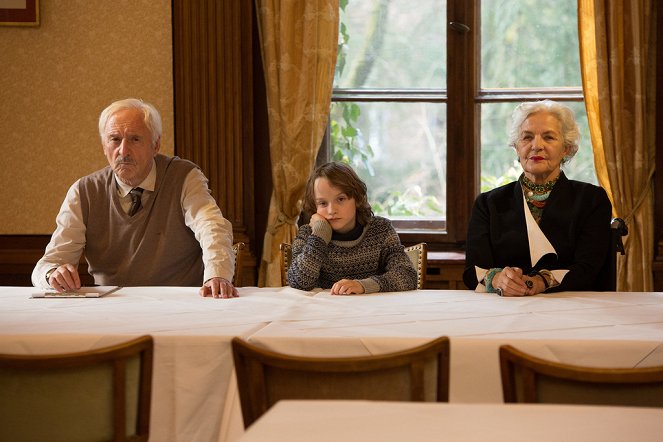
[330,279,365,295]
[494,267,544,297]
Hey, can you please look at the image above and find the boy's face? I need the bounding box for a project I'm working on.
[313,177,357,234]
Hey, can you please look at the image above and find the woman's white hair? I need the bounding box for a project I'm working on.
[508,99,580,163]
[98,98,162,147]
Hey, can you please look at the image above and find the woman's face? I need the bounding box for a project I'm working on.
[515,111,569,184]
[313,177,357,234]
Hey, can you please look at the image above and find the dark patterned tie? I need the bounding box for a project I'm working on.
[128,187,144,216]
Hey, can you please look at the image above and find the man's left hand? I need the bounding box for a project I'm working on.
[200,277,238,299]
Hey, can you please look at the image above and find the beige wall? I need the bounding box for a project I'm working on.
[0,0,173,234]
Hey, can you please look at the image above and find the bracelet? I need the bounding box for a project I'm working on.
[535,272,549,289]
[528,270,550,291]
[483,267,503,293]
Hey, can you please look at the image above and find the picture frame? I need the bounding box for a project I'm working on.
[0,0,39,27]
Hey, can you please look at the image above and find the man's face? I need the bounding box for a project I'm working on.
[102,108,160,187]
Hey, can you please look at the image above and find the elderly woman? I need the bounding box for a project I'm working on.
[463,100,612,296]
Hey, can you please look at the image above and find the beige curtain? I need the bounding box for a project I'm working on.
[578,0,656,291]
[256,0,339,286]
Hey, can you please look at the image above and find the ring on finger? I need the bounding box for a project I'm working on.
[496,287,504,297]
[525,280,533,289]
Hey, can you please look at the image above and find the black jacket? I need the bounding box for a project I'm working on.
[463,173,613,292]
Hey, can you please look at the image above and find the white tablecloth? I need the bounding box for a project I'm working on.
[2,286,663,441]
[238,400,663,442]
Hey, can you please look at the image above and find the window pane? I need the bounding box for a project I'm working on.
[480,102,597,192]
[335,0,446,89]
[481,0,581,88]
[330,102,446,220]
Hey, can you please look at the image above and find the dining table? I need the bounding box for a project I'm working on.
[2,286,663,441]
[237,400,663,442]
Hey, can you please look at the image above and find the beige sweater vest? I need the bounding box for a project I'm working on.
[79,154,204,286]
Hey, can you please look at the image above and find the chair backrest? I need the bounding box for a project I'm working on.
[604,217,628,291]
[499,344,663,407]
[232,242,246,286]
[0,335,154,442]
[279,243,292,287]
[232,336,450,428]
[404,242,428,289]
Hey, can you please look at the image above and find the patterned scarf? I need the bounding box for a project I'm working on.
[520,173,559,223]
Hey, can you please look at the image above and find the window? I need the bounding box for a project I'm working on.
[326,0,595,248]
[479,1,595,191]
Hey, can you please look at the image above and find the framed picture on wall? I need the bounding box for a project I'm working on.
[0,0,39,27]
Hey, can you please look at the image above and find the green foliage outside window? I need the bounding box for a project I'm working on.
[330,0,375,174]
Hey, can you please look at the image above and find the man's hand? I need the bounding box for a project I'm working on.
[199,277,238,299]
[48,264,82,292]
[330,279,365,295]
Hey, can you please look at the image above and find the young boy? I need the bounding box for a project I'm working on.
[288,162,417,294]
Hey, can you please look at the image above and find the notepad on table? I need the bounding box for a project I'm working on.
[31,286,121,298]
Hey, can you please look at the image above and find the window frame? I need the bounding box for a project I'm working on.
[322,0,585,250]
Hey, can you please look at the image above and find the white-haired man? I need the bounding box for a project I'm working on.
[32,98,237,298]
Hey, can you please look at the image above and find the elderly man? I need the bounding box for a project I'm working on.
[32,98,237,298]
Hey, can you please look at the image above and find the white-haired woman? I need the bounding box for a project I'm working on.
[463,100,612,296]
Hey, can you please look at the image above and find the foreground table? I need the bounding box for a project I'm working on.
[239,400,663,442]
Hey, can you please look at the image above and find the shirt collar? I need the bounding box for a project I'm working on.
[115,159,157,196]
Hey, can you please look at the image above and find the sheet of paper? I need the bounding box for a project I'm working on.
[31,286,121,298]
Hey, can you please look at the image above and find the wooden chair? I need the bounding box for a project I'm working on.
[279,242,292,287]
[404,242,428,289]
[605,217,628,290]
[232,242,246,286]
[500,344,663,407]
[232,336,450,428]
[0,335,154,442]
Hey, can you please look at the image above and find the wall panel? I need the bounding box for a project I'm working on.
[172,0,257,285]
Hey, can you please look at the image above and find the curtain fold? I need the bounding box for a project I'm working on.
[255,0,340,286]
[578,0,656,291]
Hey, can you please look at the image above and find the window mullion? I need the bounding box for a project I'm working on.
[446,0,479,245]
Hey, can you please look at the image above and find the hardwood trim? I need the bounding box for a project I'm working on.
[0,235,93,286]
[446,0,478,245]
[0,235,48,286]
[654,0,663,290]
[172,0,257,285]
[425,251,466,290]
